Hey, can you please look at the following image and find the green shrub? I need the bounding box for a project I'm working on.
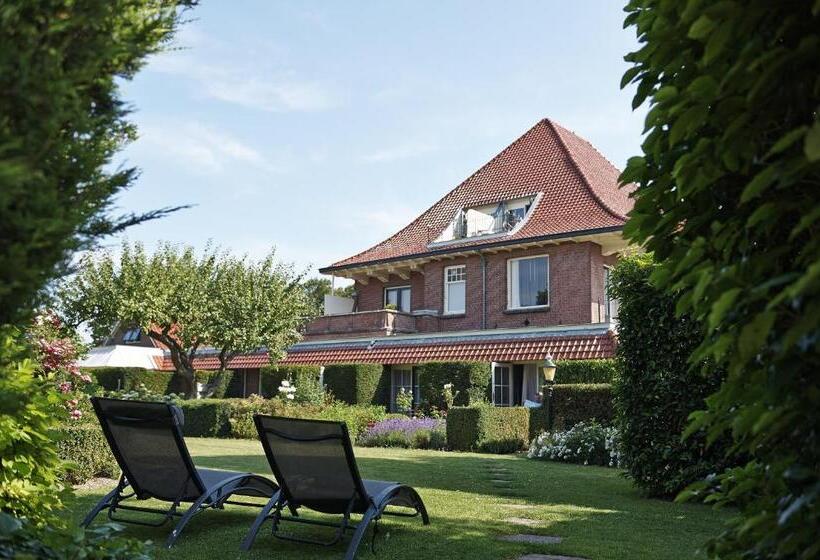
[177,399,234,437]
[57,424,118,485]
[554,359,618,384]
[0,330,66,522]
[417,362,491,409]
[610,255,731,497]
[447,405,530,454]
[552,384,614,429]
[0,512,151,559]
[323,364,387,405]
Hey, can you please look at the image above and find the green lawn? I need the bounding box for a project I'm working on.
[65,438,728,560]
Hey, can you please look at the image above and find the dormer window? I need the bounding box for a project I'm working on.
[122,328,141,343]
[434,195,537,244]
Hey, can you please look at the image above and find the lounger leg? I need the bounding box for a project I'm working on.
[81,486,120,528]
[343,506,380,560]
[409,488,430,525]
[240,490,282,551]
[165,492,211,549]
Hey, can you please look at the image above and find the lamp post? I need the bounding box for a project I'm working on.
[542,354,557,429]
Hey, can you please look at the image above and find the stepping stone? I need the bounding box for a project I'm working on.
[491,479,513,485]
[502,504,537,510]
[518,555,587,560]
[498,534,563,545]
[503,517,544,527]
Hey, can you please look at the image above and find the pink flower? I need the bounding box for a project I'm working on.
[67,399,78,408]
[80,374,92,383]
[58,382,72,394]
[70,409,83,420]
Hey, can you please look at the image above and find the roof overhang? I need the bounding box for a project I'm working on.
[320,226,631,281]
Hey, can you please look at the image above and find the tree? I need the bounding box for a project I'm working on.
[60,242,312,398]
[301,277,356,315]
[621,1,819,557]
[0,0,193,327]
[205,253,313,392]
[0,0,193,534]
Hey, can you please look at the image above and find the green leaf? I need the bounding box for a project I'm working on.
[620,66,642,89]
[654,85,679,103]
[740,165,779,203]
[766,126,807,158]
[804,120,820,162]
[738,312,776,361]
[688,15,715,40]
[708,288,741,330]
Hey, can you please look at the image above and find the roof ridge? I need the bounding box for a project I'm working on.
[326,119,553,269]
[546,119,627,222]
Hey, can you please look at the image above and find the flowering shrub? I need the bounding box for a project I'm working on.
[107,383,181,403]
[29,311,91,422]
[528,421,622,468]
[395,387,413,412]
[358,417,446,450]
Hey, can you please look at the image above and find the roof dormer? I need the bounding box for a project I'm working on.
[431,194,540,246]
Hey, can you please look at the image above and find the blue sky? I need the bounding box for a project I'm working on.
[113,1,646,281]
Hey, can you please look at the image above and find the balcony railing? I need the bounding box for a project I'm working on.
[304,309,417,339]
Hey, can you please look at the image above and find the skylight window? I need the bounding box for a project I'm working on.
[434,195,537,244]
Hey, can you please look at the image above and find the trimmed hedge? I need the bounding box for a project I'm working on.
[554,360,618,384]
[528,384,615,437]
[551,384,614,430]
[447,405,530,454]
[86,367,216,396]
[417,362,491,409]
[324,364,388,406]
[57,424,118,485]
[177,399,234,437]
[260,365,322,398]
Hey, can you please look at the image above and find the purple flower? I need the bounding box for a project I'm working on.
[360,417,444,441]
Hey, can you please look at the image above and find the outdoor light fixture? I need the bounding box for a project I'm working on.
[542,354,557,383]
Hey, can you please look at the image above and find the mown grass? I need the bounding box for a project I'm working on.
[65,438,729,560]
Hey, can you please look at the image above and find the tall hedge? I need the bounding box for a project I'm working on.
[610,255,731,497]
[554,359,618,384]
[417,362,491,409]
[323,364,388,406]
[86,367,216,396]
[447,405,530,454]
[621,1,819,555]
[260,365,322,398]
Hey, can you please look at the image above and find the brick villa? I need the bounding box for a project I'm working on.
[81,118,634,409]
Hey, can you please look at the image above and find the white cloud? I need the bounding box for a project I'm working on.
[137,121,274,174]
[148,39,339,113]
[360,141,437,163]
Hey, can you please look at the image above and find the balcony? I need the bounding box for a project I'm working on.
[304,309,417,340]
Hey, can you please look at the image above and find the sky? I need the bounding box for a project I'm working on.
[111,1,647,282]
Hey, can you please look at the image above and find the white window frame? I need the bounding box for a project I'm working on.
[443,265,467,315]
[491,362,513,406]
[384,285,411,312]
[507,255,550,310]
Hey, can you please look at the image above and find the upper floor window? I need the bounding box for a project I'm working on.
[434,195,537,243]
[444,265,466,314]
[384,286,411,312]
[508,255,549,309]
[122,328,141,343]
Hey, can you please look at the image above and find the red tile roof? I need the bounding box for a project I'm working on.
[322,118,634,272]
[153,331,616,370]
[279,333,615,366]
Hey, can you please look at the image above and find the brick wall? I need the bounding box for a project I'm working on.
[350,241,609,333]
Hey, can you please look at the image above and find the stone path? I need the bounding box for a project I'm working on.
[503,517,545,527]
[499,534,562,545]
[517,555,588,560]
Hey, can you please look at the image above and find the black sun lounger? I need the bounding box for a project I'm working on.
[241,415,430,559]
[81,397,279,548]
